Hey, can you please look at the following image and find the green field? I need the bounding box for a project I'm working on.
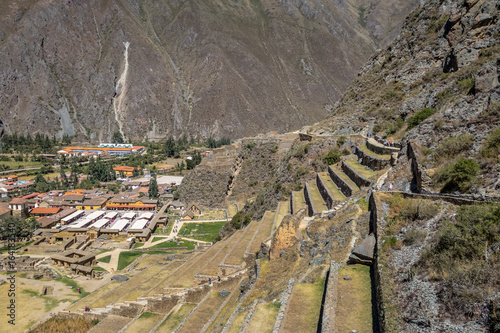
[179,221,225,235]
[117,251,143,270]
[150,239,196,250]
[97,255,111,263]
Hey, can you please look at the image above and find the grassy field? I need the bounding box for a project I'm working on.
[133,242,144,249]
[156,303,197,332]
[198,230,243,276]
[292,190,307,214]
[123,311,161,333]
[66,282,122,312]
[228,310,248,333]
[274,201,290,230]
[308,181,326,212]
[179,221,226,235]
[117,251,143,270]
[114,261,184,303]
[280,279,325,332]
[344,159,385,180]
[249,211,275,253]
[89,315,132,333]
[318,172,346,202]
[0,277,80,332]
[97,255,111,263]
[246,302,280,333]
[336,264,372,333]
[331,163,361,191]
[205,279,244,332]
[150,239,196,250]
[90,266,163,308]
[178,290,230,333]
[225,220,259,265]
[227,202,238,218]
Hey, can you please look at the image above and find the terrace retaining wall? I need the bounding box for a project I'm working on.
[353,146,391,171]
[341,161,372,188]
[316,173,334,210]
[328,166,354,197]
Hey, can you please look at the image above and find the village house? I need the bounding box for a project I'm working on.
[113,166,140,178]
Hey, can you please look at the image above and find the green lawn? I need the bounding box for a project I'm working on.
[117,251,143,270]
[133,242,144,249]
[92,266,108,272]
[152,237,167,243]
[97,255,111,263]
[150,239,196,250]
[178,221,225,236]
[344,159,384,180]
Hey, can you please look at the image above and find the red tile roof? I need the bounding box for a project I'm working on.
[30,207,62,215]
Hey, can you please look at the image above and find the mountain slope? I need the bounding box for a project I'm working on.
[0,0,416,141]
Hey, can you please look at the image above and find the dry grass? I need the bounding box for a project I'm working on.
[318,172,346,201]
[197,230,244,276]
[292,190,307,213]
[344,158,385,180]
[114,261,184,303]
[178,290,229,333]
[123,312,161,333]
[249,210,275,253]
[225,220,260,265]
[280,279,325,332]
[89,315,132,333]
[29,316,97,333]
[246,302,280,333]
[308,181,326,211]
[336,264,373,333]
[206,280,244,332]
[331,163,360,191]
[90,265,163,308]
[156,303,196,333]
[66,282,122,312]
[274,201,290,230]
[0,278,79,332]
[227,310,248,333]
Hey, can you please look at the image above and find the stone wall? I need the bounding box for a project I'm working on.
[303,182,315,217]
[367,139,400,155]
[110,301,146,318]
[353,146,391,171]
[316,173,334,209]
[272,278,295,332]
[341,161,372,188]
[369,191,385,332]
[321,261,340,333]
[144,294,181,313]
[328,165,354,197]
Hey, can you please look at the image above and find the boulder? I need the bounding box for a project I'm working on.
[348,234,376,265]
[219,289,230,297]
[111,275,129,282]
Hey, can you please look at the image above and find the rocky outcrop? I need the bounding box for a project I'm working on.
[348,234,376,265]
[269,210,305,260]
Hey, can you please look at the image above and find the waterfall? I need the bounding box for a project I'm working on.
[113,41,130,140]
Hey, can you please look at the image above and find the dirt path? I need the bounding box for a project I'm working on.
[96,249,125,272]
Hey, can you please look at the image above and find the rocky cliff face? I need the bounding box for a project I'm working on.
[0,0,416,141]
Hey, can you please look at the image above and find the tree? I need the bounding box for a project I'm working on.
[112,130,125,144]
[60,167,69,189]
[34,173,50,193]
[0,216,40,240]
[148,174,159,199]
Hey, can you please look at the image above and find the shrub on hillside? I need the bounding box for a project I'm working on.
[323,149,341,165]
[407,108,437,129]
[418,204,500,319]
[435,158,479,193]
[480,126,500,159]
[433,134,474,161]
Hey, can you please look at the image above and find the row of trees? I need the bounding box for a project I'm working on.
[1,133,72,154]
